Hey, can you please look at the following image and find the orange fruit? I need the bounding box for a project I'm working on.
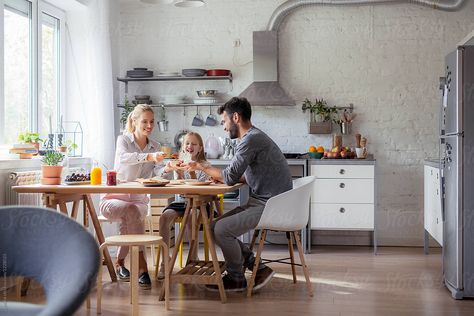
[316,146,324,153]
[309,146,317,153]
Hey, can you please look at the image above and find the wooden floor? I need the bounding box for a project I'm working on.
[6,246,474,315]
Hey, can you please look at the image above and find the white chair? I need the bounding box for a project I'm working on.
[247,176,315,297]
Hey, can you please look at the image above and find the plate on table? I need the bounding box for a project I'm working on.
[170,179,185,185]
[184,180,212,186]
[64,181,91,185]
[137,178,170,187]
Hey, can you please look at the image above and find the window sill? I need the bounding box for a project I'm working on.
[0,157,92,170]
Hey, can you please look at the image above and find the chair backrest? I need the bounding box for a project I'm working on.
[0,206,100,316]
[256,176,315,231]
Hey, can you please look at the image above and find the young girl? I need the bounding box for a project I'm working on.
[99,104,165,289]
[156,132,210,279]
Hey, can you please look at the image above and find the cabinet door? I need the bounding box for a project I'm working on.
[311,203,374,229]
[424,166,434,233]
[432,168,443,245]
[312,178,374,203]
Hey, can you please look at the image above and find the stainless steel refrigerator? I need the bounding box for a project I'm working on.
[440,45,474,299]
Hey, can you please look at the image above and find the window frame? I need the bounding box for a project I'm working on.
[0,0,66,144]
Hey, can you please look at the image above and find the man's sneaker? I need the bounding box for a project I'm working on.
[116,266,130,281]
[206,274,247,292]
[252,266,275,292]
[138,272,152,290]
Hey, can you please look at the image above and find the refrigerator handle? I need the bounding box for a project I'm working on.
[440,174,446,222]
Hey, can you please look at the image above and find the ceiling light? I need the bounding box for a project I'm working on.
[174,0,205,7]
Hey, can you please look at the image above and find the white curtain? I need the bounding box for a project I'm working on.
[65,0,116,168]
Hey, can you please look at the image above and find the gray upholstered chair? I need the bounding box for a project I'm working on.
[0,206,100,316]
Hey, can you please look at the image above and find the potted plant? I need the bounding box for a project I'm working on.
[120,95,136,130]
[302,98,337,134]
[41,150,64,184]
[18,132,44,152]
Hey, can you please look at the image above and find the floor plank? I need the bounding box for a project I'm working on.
[4,246,474,315]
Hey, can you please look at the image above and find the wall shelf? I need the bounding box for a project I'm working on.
[117,75,233,93]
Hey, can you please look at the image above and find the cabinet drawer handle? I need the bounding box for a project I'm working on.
[339,207,346,213]
[339,183,345,188]
[339,169,345,175]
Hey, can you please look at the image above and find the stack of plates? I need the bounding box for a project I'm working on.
[160,95,186,104]
[182,68,207,77]
[126,68,154,78]
[193,96,218,104]
[158,71,180,77]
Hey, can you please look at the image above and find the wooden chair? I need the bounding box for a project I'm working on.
[96,235,170,315]
[247,176,316,297]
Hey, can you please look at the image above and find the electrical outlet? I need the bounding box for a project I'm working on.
[233,39,241,47]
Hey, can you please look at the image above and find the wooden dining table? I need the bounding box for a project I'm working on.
[13,181,242,303]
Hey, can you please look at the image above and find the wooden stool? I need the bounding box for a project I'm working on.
[96,235,170,315]
[153,195,224,279]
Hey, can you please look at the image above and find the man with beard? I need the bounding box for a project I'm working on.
[185,97,292,292]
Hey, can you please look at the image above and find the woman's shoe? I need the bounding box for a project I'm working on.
[139,272,152,289]
[116,266,130,281]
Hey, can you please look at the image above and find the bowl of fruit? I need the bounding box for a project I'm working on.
[308,145,324,159]
[64,172,91,185]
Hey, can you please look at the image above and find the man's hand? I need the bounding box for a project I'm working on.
[184,161,202,172]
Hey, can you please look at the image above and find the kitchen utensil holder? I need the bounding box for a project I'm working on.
[340,122,351,135]
[158,120,169,132]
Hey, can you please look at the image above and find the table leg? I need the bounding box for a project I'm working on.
[187,204,202,265]
[71,200,80,220]
[58,202,68,216]
[83,196,89,227]
[84,194,117,282]
[200,199,226,303]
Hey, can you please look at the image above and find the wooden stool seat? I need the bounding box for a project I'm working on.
[96,234,169,315]
[105,234,163,246]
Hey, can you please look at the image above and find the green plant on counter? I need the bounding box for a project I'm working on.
[41,150,64,166]
[120,95,136,127]
[301,98,337,122]
[17,132,43,144]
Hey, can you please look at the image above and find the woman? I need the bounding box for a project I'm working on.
[156,132,210,279]
[100,104,165,289]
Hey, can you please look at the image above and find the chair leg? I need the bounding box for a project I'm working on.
[131,246,139,316]
[178,221,183,268]
[97,244,106,314]
[247,230,267,298]
[159,241,170,310]
[292,231,313,297]
[286,232,297,284]
[249,229,260,252]
[154,246,161,280]
[147,215,155,266]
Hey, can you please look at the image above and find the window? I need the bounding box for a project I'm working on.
[0,0,65,145]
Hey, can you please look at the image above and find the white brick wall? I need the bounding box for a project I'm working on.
[113,0,474,246]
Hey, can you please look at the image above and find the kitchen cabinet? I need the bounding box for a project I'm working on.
[424,162,443,253]
[309,159,377,254]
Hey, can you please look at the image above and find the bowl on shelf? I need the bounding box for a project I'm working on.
[207,69,230,76]
[308,152,323,159]
[182,68,207,77]
[196,90,217,97]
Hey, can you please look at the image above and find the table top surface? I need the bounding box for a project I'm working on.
[13,182,243,195]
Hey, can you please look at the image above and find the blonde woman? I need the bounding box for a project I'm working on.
[156,132,210,279]
[99,104,165,289]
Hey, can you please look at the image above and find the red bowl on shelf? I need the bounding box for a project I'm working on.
[207,69,230,76]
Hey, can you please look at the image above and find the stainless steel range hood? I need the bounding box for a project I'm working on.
[239,31,295,106]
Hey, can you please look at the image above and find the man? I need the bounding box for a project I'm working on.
[186,97,292,292]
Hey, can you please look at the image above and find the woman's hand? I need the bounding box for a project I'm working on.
[147,152,166,162]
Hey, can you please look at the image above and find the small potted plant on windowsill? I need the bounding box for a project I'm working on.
[17,132,44,154]
[302,98,337,134]
[41,150,64,185]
